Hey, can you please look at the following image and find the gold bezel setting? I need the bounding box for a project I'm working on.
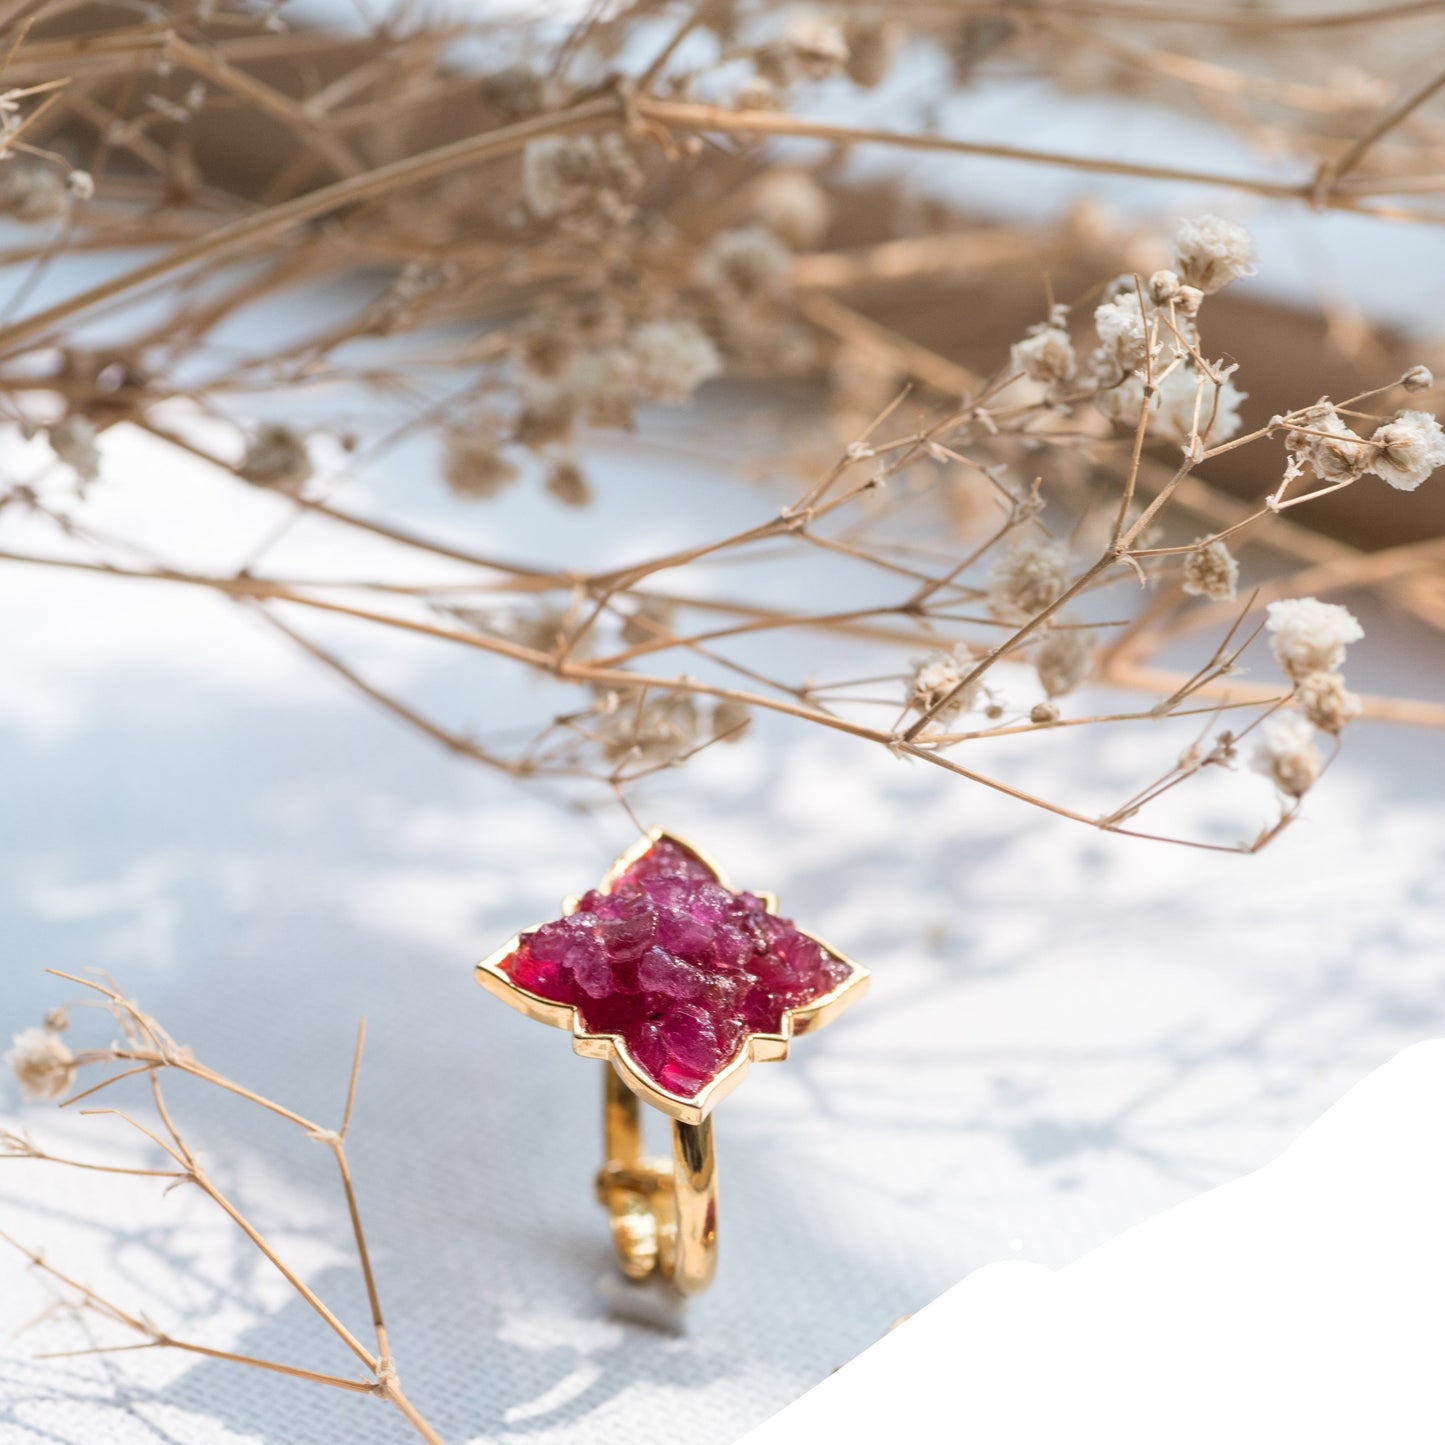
[474,827,869,1125]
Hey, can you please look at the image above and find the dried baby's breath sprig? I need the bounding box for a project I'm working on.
[5,1026,76,1101]
[1033,624,1094,700]
[753,170,832,250]
[1265,598,1364,681]
[443,432,519,501]
[47,416,100,484]
[0,8,1439,863]
[1367,410,1445,492]
[239,424,312,495]
[987,538,1070,624]
[629,320,722,404]
[906,644,981,729]
[545,458,591,508]
[1286,405,1373,485]
[4,971,446,1445]
[1295,670,1362,735]
[1173,214,1258,294]
[1182,538,1239,601]
[4,12,1445,1442]
[1011,315,1077,388]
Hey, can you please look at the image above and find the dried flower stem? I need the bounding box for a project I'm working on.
[632,98,1445,222]
[4,970,447,1444]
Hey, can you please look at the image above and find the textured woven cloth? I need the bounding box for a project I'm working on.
[3,642,1443,1443]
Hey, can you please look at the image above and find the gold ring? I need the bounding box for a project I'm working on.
[475,828,868,1297]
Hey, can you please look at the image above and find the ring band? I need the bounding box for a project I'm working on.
[476,829,868,1297]
[598,1063,717,1295]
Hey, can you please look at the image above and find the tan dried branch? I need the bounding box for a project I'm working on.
[3,971,447,1445]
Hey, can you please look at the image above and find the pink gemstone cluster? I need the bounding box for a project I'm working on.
[503,840,851,1098]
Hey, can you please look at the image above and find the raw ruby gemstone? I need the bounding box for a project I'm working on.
[502,840,850,1098]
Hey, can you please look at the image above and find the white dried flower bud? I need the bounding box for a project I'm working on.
[521,135,585,219]
[1011,324,1077,387]
[392,260,454,303]
[752,170,831,250]
[443,434,518,500]
[1251,712,1321,798]
[784,14,850,79]
[1152,363,1245,450]
[843,13,898,87]
[1295,670,1361,735]
[1148,269,1181,305]
[699,225,791,302]
[1286,405,1373,484]
[544,458,590,508]
[484,64,555,119]
[987,538,1071,623]
[518,309,579,380]
[734,75,780,110]
[572,346,640,429]
[6,1027,77,1102]
[621,595,675,648]
[1033,624,1093,698]
[48,415,100,483]
[43,1007,69,1033]
[1173,285,1205,319]
[907,645,980,727]
[1400,364,1433,393]
[521,134,639,220]
[711,698,751,741]
[1093,291,1151,376]
[0,161,72,223]
[629,319,721,403]
[1207,730,1238,767]
[512,385,576,451]
[1097,364,1244,451]
[1182,537,1239,601]
[1265,597,1363,681]
[1366,409,1445,491]
[67,169,94,199]
[1174,214,1258,294]
[483,602,573,655]
[240,423,312,494]
[599,689,699,767]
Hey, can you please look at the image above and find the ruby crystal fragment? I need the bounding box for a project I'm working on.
[503,840,851,1099]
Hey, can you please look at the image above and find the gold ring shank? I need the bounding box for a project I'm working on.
[595,1063,718,1296]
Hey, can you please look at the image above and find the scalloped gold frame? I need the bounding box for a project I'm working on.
[474,827,870,1125]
